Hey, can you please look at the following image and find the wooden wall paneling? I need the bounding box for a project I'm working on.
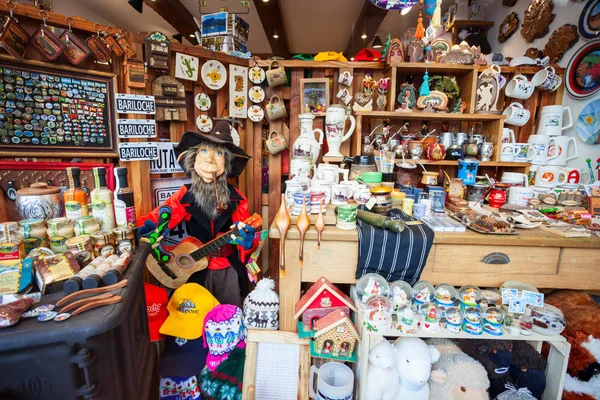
[519,94,538,142]
[252,122,263,214]
[289,70,304,148]
[384,66,396,112]
[311,69,326,164]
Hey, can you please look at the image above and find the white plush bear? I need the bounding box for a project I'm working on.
[394,337,441,400]
[364,340,399,400]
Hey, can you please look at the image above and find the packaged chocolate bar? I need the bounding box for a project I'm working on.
[34,252,80,294]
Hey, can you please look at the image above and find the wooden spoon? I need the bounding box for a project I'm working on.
[315,200,325,250]
[296,195,311,267]
[274,194,291,276]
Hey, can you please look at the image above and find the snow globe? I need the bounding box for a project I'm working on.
[356,273,390,304]
[417,302,442,332]
[389,280,413,311]
[462,306,483,335]
[458,285,482,312]
[481,289,501,310]
[531,303,566,335]
[483,307,505,336]
[364,295,393,333]
[396,304,417,334]
[412,281,435,307]
[444,306,463,334]
[434,283,458,318]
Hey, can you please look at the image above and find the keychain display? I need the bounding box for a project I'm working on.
[59,17,91,65]
[116,29,137,58]
[0,3,30,60]
[31,11,66,61]
[86,25,112,63]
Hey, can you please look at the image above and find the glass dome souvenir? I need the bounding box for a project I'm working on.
[458,285,483,311]
[356,273,390,304]
[531,304,566,336]
[389,280,413,311]
[412,281,435,306]
[417,302,442,332]
[396,304,417,334]
[462,306,483,335]
[434,283,457,319]
[444,306,463,334]
[364,295,393,333]
[481,289,501,310]
[483,307,505,336]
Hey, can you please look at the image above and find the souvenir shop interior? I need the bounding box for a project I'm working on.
[0,0,599,399]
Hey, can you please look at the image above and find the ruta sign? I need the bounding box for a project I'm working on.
[149,142,184,174]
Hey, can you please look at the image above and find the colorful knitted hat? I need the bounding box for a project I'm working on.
[203,304,247,371]
[243,278,279,330]
[200,347,245,400]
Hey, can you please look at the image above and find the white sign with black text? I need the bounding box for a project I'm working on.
[115,93,156,115]
[149,142,184,174]
[117,119,157,138]
[118,142,159,161]
[151,177,191,246]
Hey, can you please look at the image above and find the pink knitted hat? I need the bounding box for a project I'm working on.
[202,304,247,371]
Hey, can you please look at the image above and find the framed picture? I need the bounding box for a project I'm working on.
[300,78,330,116]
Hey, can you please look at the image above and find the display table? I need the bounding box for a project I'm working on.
[269,219,600,332]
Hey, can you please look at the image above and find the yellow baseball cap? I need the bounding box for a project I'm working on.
[159,283,220,340]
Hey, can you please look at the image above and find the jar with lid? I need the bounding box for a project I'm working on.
[65,235,94,258]
[370,186,392,214]
[0,222,25,261]
[74,216,101,236]
[90,231,116,257]
[47,217,75,253]
[18,219,48,254]
[112,227,135,255]
[15,182,64,221]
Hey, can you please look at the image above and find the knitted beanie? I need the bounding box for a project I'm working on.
[203,304,247,371]
[243,278,280,330]
[199,347,245,400]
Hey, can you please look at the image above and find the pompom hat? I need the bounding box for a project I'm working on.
[243,278,279,330]
[203,304,247,371]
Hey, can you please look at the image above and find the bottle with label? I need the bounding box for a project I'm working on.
[0,222,25,262]
[91,167,116,231]
[114,167,137,228]
[64,167,89,221]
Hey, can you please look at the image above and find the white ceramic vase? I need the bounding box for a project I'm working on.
[293,113,324,164]
[324,105,356,157]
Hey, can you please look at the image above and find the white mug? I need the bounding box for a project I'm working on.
[503,102,530,126]
[336,88,353,106]
[535,166,568,188]
[290,157,314,180]
[339,180,359,199]
[538,105,573,136]
[309,362,354,400]
[513,143,534,162]
[500,143,516,162]
[527,134,557,165]
[317,164,349,184]
[547,136,578,167]
[532,66,562,92]
[501,172,529,187]
[285,179,310,205]
[502,127,516,143]
[310,179,333,204]
[331,184,350,205]
[508,186,535,207]
[505,75,535,99]
[338,71,354,87]
[559,167,591,186]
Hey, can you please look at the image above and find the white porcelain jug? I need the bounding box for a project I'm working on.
[324,105,356,157]
[293,113,324,164]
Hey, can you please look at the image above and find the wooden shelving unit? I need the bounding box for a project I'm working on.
[354,111,504,121]
[396,159,531,167]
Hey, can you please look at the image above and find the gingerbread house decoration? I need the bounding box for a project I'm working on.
[294,277,356,332]
[313,310,360,359]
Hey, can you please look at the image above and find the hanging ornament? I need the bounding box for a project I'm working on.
[415,0,426,40]
[420,61,431,96]
[432,0,442,27]
[424,0,437,16]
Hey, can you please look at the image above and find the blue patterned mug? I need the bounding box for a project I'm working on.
[532,66,562,92]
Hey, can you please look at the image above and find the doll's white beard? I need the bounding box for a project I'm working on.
[189,172,230,220]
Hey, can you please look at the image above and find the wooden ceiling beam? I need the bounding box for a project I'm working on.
[344,0,389,59]
[143,0,199,44]
[252,0,290,58]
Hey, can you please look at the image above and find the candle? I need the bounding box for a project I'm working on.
[402,195,414,216]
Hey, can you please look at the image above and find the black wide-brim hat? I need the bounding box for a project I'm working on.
[174,120,251,178]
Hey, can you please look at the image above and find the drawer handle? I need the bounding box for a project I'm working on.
[482,252,511,264]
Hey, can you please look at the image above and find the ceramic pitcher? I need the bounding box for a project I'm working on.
[324,105,356,157]
[292,113,324,165]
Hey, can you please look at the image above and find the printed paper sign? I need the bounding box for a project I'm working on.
[115,93,156,114]
[151,177,191,247]
[117,119,157,138]
[229,64,248,118]
[118,142,158,161]
[175,53,199,81]
[522,291,544,307]
[501,288,518,305]
[149,142,184,174]
[508,297,526,314]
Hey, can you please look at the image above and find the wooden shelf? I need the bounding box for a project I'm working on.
[396,159,530,167]
[256,60,383,69]
[322,156,345,163]
[478,65,566,74]
[355,111,505,121]
[387,62,476,74]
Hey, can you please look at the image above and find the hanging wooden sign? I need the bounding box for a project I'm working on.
[31,24,66,61]
[86,35,112,63]
[117,119,157,138]
[59,30,91,65]
[151,76,187,121]
[124,58,146,88]
[115,93,156,115]
[102,32,125,57]
[118,142,158,161]
[145,31,170,70]
[0,17,30,60]
[229,64,248,118]
[115,31,137,58]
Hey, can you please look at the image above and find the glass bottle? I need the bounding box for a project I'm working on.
[91,167,116,231]
[0,222,25,262]
[113,167,136,228]
[64,167,89,221]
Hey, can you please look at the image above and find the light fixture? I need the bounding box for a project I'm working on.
[128,0,143,13]
[173,33,183,43]
[273,33,279,39]
[372,36,383,48]
[189,33,195,37]
[401,5,413,15]
[262,0,269,2]
[361,34,368,39]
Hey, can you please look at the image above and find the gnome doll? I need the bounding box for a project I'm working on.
[138,121,257,306]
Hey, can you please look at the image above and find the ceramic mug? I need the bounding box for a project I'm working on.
[547,136,578,167]
[336,204,357,230]
[559,167,591,186]
[310,179,332,204]
[285,178,310,205]
[505,74,534,99]
[513,143,534,162]
[508,186,535,207]
[501,172,529,187]
[331,184,350,205]
[537,105,573,136]
[290,157,313,180]
[527,134,557,165]
[354,188,372,204]
[532,66,562,92]
[266,60,287,87]
[336,88,353,106]
[266,96,287,121]
[339,180,359,199]
[535,166,568,188]
[503,102,530,126]
[316,164,349,184]
[338,71,354,87]
[265,130,287,155]
[500,143,516,162]
[309,362,354,400]
[355,171,383,185]
[502,128,516,143]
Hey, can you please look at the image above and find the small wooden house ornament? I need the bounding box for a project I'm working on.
[386,38,404,64]
[145,31,171,70]
[152,75,187,121]
[294,276,356,336]
[313,310,360,362]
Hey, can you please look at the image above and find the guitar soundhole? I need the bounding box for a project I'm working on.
[175,254,194,269]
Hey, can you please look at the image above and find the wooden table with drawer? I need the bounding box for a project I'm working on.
[269,222,600,332]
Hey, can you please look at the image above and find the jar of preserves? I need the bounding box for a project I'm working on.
[0,222,25,261]
[65,235,94,258]
[90,231,116,257]
[112,227,135,255]
[46,217,75,253]
[74,216,101,237]
[18,218,48,254]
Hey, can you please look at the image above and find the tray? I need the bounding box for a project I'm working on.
[450,213,519,235]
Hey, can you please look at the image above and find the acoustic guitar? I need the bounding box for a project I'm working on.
[143,206,263,288]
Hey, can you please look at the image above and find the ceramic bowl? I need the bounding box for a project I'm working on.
[531,303,566,335]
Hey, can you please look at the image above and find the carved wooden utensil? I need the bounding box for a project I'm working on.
[274,194,291,276]
[315,200,325,250]
[296,195,311,267]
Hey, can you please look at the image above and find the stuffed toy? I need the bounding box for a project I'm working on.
[510,341,547,399]
[394,337,440,400]
[364,339,399,400]
[545,290,600,400]
[427,339,490,400]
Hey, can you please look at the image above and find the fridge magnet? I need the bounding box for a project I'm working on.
[229,64,248,118]
[543,24,579,64]
[0,16,30,60]
[521,0,555,43]
[196,115,213,132]
[31,21,66,61]
[145,31,170,70]
[124,58,146,88]
[247,105,264,122]
[498,12,519,43]
[86,34,112,63]
[249,86,265,103]
[475,65,501,113]
[194,92,211,111]
[174,52,199,81]
[202,60,227,90]
[249,64,265,84]
[565,39,600,99]
[59,23,91,65]
[577,99,600,145]
[579,0,600,39]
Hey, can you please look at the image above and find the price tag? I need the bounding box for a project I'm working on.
[365,197,377,210]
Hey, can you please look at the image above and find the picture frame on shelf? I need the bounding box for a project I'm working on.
[300,78,330,116]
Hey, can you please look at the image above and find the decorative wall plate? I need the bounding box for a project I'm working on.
[565,40,600,99]
[249,65,265,84]
[249,86,265,103]
[196,115,213,132]
[577,99,600,145]
[498,12,519,43]
[201,60,227,90]
[543,24,579,64]
[579,0,600,39]
[194,92,211,111]
[521,0,555,43]
[247,105,264,122]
